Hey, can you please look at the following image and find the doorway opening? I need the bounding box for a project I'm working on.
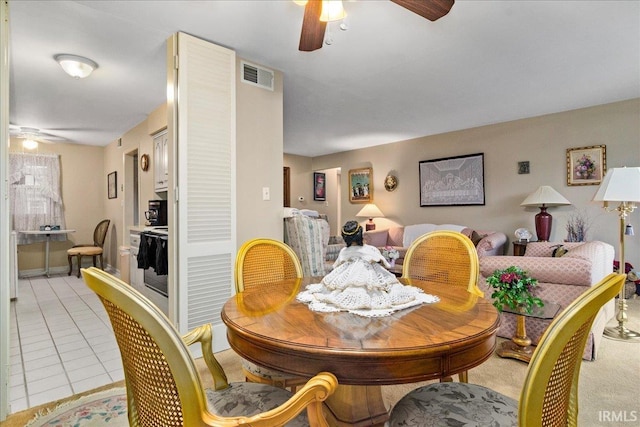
[124,150,139,230]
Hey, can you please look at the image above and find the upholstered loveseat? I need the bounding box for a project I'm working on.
[364,224,507,265]
[478,241,615,360]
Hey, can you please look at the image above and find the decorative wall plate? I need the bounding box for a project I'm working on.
[140,154,149,171]
[384,174,398,192]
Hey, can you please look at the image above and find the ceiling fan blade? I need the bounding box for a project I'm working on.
[9,125,66,143]
[391,0,455,22]
[299,0,327,52]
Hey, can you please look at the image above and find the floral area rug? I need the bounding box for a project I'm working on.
[26,388,127,427]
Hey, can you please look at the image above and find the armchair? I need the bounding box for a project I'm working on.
[283,214,344,276]
[479,241,615,360]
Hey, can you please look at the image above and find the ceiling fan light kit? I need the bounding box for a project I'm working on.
[54,54,98,79]
[319,0,346,22]
[10,125,64,146]
[22,138,38,150]
[297,0,454,52]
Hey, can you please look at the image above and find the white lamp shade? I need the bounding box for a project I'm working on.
[521,186,571,207]
[356,203,384,218]
[592,167,640,203]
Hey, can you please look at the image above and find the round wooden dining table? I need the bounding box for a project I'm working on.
[221,277,500,427]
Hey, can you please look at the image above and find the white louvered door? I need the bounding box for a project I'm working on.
[172,32,236,352]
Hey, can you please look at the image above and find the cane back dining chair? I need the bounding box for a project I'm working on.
[402,230,483,382]
[401,230,484,297]
[81,267,337,427]
[235,238,309,392]
[67,219,110,278]
[388,273,626,427]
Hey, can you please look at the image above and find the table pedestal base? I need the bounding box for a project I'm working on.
[497,314,534,363]
[324,385,388,427]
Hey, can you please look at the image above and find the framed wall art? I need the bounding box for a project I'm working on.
[107,171,117,199]
[313,172,326,201]
[348,167,373,203]
[566,145,606,186]
[518,161,530,174]
[419,153,485,207]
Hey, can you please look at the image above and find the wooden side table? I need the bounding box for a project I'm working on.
[512,241,528,256]
[497,301,561,363]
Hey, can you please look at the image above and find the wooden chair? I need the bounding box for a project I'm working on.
[235,238,309,391]
[388,273,626,427]
[402,230,483,382]
[67,219,110,278]
[81,267,337,427]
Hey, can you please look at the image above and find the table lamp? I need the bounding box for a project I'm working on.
[521,186,571,241]
[592,166,640,342]
[356,203,384,231]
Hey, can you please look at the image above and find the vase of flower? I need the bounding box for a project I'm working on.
[486,266,543,314]
[381,246,399,267]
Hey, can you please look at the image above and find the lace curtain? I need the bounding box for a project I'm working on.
[9,153,67,245]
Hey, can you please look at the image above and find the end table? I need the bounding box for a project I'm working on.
[512,241,528,256]
[497,300,561,363]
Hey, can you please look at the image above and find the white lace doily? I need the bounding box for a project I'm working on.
[297,282,439,317]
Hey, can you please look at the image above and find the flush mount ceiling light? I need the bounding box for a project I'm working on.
[54,54,98,79]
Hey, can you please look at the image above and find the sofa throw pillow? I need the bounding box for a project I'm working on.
[551,244,569,257]
[470,231,486,247]
[364,229,389,247]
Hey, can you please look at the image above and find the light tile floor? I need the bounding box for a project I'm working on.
[9,274,124,413]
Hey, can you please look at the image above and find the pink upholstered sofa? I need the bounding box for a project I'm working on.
[478,241,615,360]
[364,224,507,265]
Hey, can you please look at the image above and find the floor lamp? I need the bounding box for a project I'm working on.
[593,167,640,342]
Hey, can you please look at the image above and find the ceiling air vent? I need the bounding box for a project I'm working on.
[241,61,274,91]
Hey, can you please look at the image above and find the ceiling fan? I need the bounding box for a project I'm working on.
[298,0,455,52]
[9,125,66,148]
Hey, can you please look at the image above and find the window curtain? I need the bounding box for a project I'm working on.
[9,153,67,245]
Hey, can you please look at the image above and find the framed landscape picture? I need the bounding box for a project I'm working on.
[566,145,606,186]
[419,153,485,207]
[348,167,372,203]
[314,172,326,201]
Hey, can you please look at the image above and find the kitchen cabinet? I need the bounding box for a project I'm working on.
[154,130,168,192]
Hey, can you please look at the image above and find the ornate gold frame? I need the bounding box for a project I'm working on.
[566,145,606,186]
[348,167,373,203]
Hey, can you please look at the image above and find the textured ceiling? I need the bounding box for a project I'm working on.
[8,1,640,157]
